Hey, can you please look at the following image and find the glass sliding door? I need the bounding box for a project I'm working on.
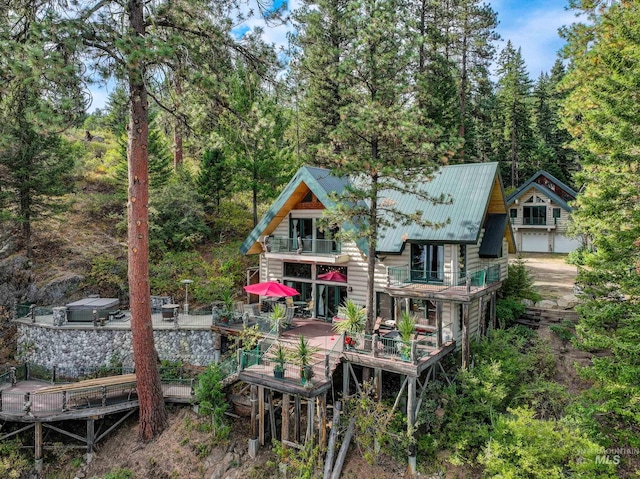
[316,284,347,321]
[411,243,444,282]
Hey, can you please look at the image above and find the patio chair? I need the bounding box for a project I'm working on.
[303,300,314,318]
[284,306,296,329]
[285,297,294,307]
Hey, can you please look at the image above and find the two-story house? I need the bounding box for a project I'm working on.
[506,170,582,253]
[240,162,516,353]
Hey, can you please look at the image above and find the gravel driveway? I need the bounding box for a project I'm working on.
[510,253,578,300]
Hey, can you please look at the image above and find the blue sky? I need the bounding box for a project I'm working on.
[88,0,576,112]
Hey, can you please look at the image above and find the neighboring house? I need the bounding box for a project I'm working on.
[240,162,516,351]
[506,170,582,253]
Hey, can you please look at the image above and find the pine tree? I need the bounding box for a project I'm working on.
[560,0,640,445]
[494,41,534,187]
[296,0,456,332]
[197,148,230,210]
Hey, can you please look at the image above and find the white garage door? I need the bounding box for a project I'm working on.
[553,234,582,253]
[521,232,548,253]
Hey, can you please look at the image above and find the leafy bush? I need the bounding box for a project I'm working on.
[87,255,128,298]
[148,176,210,253]
[514,379,570,420]
[566,246,590,266]
[195,363,230,442]
[0,440,30,479]
[495,297,526,328]
[478,407,616,478]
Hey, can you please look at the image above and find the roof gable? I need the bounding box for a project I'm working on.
[240,166,348,255]
[242,162,515,255]
[507,170,576,211]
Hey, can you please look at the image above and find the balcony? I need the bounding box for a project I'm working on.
[386,264,502,299]
[264,237,349,264]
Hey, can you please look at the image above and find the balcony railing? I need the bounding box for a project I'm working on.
[523,217,547,226]
[387,264,501,291]
[267,237,341,255]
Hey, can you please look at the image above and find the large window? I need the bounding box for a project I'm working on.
[284,262,311,279]
[289,218,313,251]
[523,206,546,225]
[411,243,444,282]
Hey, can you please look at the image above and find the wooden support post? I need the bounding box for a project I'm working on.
[374,368,382,401]
[320,393,328,450]
[86,418,95,461]
[282,394,290,446]
[462,303,470,370]
[294,395,301,443]
[323,401,341,479]
[34,421,43,471]
[342,361,349,399]
[407,376,417,476]
[490,291,497,330]
[306,398,314,443]
[331,417,355,479]
[250,385,258,439]
[258,386,265,446]
[478,297,485,338]
[268,390,277,442]
[436,301,443,348]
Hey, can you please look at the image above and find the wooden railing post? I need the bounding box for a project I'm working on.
[372,334,378,358]
[410,340,417,365]
[325,354,330,379]
[466,274,471,293]
[62,391,67,411]
[102,386,107,407]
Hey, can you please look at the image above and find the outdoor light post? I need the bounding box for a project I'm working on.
[181,279,193,315]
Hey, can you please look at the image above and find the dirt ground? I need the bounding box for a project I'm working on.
[511,253,578,300]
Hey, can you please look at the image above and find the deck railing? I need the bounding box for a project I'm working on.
[387,264,501,291]
[268,236,341,255]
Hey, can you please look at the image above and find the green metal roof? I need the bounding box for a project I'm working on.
[376,162,500,253]
[241,162,503,256]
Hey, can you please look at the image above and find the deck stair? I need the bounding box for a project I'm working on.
[516,307,579,329]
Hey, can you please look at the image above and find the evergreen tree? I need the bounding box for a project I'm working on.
[297,0,456,332]
[220,58,294,226]
[560,0,640,445]
[197,148,230,210]
[494,41,534,187]
[39,0,275,441]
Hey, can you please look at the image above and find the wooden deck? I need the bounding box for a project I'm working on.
[385,280,503,302]
[0,376,193,422]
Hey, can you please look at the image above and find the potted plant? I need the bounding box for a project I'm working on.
[270,303,288,334]
[271,342,289,379]
[333,299,366,350]
[397,312,416,362]
[292,335,319,385]
[238,325,262,368]
[220,288,235,323]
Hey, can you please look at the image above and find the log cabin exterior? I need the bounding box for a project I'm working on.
[240,162,516,353]
[239,162,516,472]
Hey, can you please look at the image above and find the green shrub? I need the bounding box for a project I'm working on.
[514,379,570,420]
[87,255,128,298]
[478,407,616,478]
[495,297,526,328]
[195,363,230,442]
[0,440,30,479]
[102,469,135,479]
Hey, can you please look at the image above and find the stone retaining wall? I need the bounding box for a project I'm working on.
[16,323,217,375]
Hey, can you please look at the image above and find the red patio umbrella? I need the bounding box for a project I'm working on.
[243,281,300,297]
[317,271,347,282]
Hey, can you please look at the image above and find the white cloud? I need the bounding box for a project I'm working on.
[494,6,577,78]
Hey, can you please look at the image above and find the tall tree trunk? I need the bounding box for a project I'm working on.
[127,0,168,441]
[173,75,183,170]
[366,169,378,334]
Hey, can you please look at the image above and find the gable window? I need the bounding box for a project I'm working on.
[523,206,546,225]
[509,208,517,224]
[458,244,467,280]
[290,218,313,251]
[553,208,561,224]
[411,243,444,282]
